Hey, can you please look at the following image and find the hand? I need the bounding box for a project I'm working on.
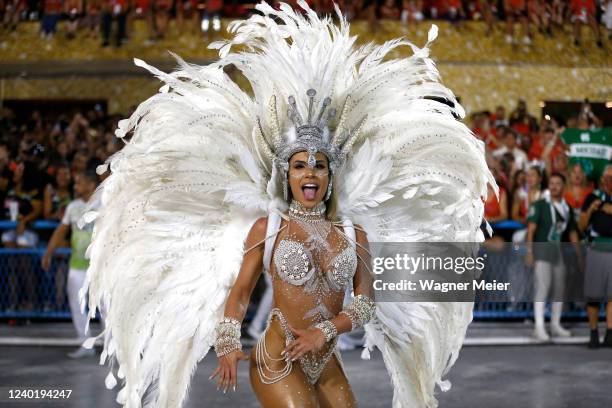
[525,251,534,267]
[16,221,26,236]
[601,203,612,215]
[209,350,249,393]
[41,251,52,272]
[283,325,327,362]
[588,199,602,215]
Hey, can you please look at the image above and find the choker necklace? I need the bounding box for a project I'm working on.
[289,200,326,222]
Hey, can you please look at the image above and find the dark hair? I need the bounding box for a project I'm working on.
[80,169,99,185]
[549,172,566,184]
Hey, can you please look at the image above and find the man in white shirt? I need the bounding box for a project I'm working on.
[493,127,528,171]
[42,170,101,358]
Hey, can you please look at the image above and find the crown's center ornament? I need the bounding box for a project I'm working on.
[286,89,336,169]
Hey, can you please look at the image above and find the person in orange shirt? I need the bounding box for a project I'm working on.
[485,184,509,223]
[570,0,603,47]
[565,163,593,214]
[528,127,564,161]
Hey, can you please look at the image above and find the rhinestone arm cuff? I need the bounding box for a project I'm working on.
[339,294,376,331]
[214,317,242,358]
[313,320,337,343]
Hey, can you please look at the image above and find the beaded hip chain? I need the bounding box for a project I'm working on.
[255,308,338,385]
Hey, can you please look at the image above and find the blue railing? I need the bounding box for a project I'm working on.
[0,246,590,321]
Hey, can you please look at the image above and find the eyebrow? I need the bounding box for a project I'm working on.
[292,160,327,165]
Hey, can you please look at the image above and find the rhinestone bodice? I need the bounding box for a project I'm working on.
[273,239,357,291]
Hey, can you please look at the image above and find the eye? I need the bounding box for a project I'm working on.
[316,164,326,170]
[294,164,304,169]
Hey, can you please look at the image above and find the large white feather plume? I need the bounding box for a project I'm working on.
[81,2,494,407]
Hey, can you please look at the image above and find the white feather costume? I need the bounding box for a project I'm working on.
[79,2,495,407]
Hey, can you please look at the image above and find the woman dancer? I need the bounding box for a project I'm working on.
[80,2,494,407]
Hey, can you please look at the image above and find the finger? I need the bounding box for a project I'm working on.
[209,366,221,381]
[290,344,306,361]
[288,325,301,337]
[223,367,232,394]
[217,365,227,390]
[216,369,224,390]
[231,362,237,392]
[283,340,297,355]
[292,347,308,361]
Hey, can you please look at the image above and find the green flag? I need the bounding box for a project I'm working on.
[561,128,612,181]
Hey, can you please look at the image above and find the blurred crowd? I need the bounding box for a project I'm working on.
[477,99,607,231]
[0,105,122,248]
[0,99,607,249]
[2,0,611,47]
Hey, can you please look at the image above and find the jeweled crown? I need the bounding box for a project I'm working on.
[288,89,336,141]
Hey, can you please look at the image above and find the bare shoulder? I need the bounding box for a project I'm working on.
[354,224,368,244]
[249,216,268,240]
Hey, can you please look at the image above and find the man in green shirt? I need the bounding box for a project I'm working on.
[579,164,612,348]
[42,170,99,358]
[526,172,581,342]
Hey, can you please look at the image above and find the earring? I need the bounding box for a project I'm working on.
[283,171,289,201]
[325,178,333,201]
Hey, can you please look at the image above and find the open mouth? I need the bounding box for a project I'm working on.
[301,183,319,201]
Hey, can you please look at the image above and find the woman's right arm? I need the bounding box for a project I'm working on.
[210,216,268,393]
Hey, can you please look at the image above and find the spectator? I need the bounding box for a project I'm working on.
[512,165,542,224]
[176,0,198,35]
[504,0,531,44]
[128,0,152,43]
[0,143,12,207]
[565,163,593,218]
[101,0,128,47]
[579,165,612,348]
[43,164,72,221]
[604,0,612,40]
[575,101,603,129]
[42,170,101,358]
[400,0,424,24]
[380,0,400,19]
[528,0,551,36]
[64,0,83,40]
[485,182,509,223]
[2,160,43,247]
[442,0,465,26]
[550,0,565,28]
[509,99,538,143]
[72,149,89,176]
[528,126,564,161]
[152,0,170,39]
[493,127,528,171]
[84,0,102,39]
[41,0,62,39]
[2,0,26,31]
[201,0,223,32]
[570,0,603,47]
[476,0,496,35]
[526,172,581,341]
[2,160,44,312]
[492,105,509,128]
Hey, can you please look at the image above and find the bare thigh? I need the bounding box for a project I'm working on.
[250,317,358,407]
[315,354,357,408]
[250,317,319,408]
